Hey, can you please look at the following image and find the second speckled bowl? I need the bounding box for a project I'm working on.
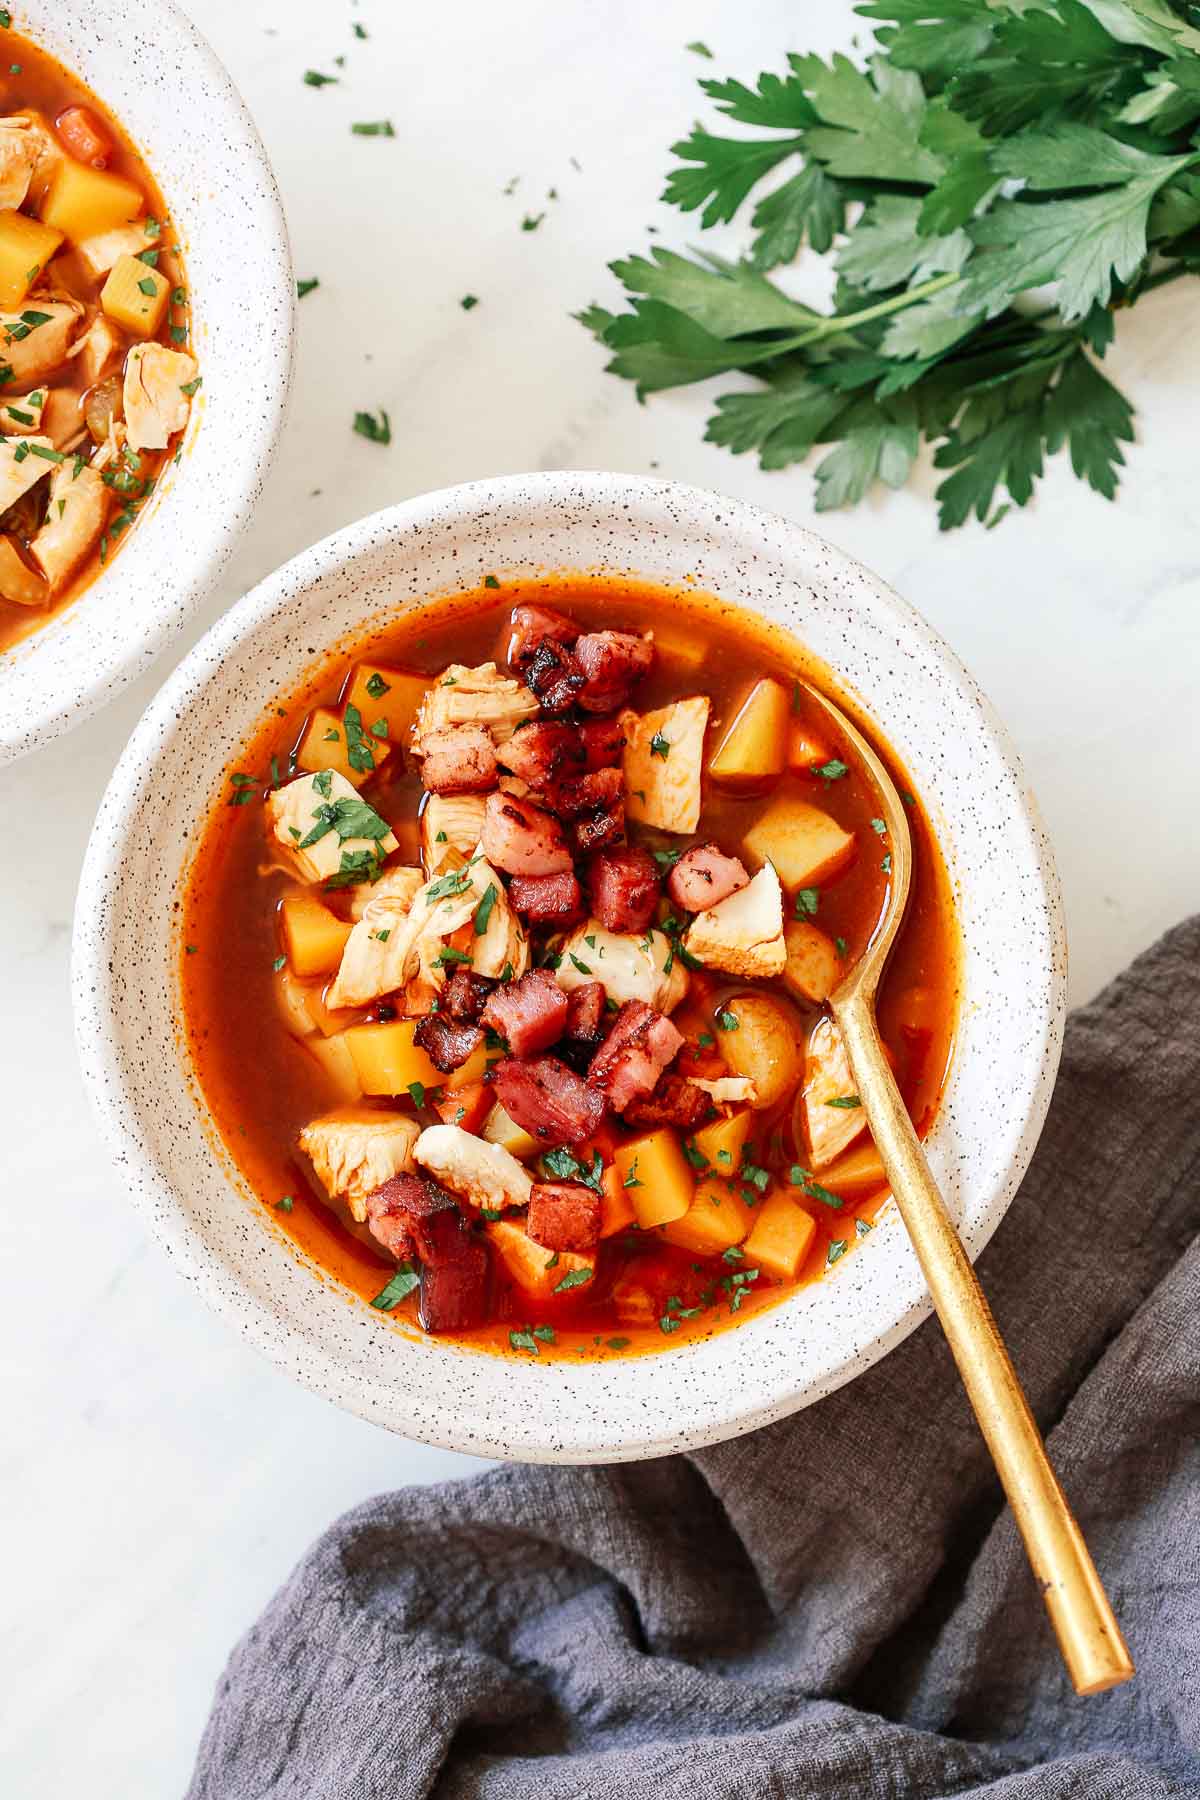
[72,473,1066,1462]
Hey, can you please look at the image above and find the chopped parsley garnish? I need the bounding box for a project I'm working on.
[815,759,849,783]
[179,376,202,397]
[835,936,848,958]
[716,1009,739,1032]
[369,718,388,738]
[682,1141,709,1171]
[789,1166,844,1209]
[299,792,391,849]
[825,1095,861,1109]
[606,1337,631,1350]
[870,817,887,835]
[881,853,893,875]
[353,408,391,445]
[297,277,320,299]
[653,848,682,870]
[553,1266,594,1293]
[460,293,479,310]
[365,671,390,699]
[370,1262,420,1309]
[352,20,368,38]
[136,275,157,297]
[342,702,376,774]
[474,882,498,935]
[407,1081,427,1108]
[543,1147,603,1191]
[510,1324,555,1355]
[685,39,713,57]
[303,69,338,86]
[227,771,258,807]
[272,954,286,972]
[483,573,500,588]
[521,212,545,231]
[794,887,819,918]
[351,119,396,136]
[273,1195,294,1212]
[721,1245,744,1264]
[325,846,386,888]
[433,946,472,968]
[697,1031,714,1049]
[569,952,592,975]
[649,731,671,759]
[827,1239,848,1268]
[425,866,473,901]
[856,1217,872,1239]
[480,1207,502,1222]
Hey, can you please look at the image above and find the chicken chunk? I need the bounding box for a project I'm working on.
[71,312,122,387]
[75,218,154,279]
[683,862,787,979]
[417,722,498,795]
[691,1076,757,1104]
[299,1106,420,1223]
[0,299,80,385]
[800,1016,868,1169]
[413,1122,533,1211]
[0,434,59,514]
[29,460,107,590]
[621,696,709,834]
[555,920,689,1014]
[0,117,38,209]
[421,793,487,871]
[123,343,198,452]
[413,661,538,748]
[0,387,45,433]
[347,863,424,922]
[266,770,399,886]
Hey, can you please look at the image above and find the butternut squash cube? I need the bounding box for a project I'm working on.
[295,704,392,790]
[341,661,430,745]
[743,1191,817,1281]
[650,619,708,674]
[304,1032,363,1104]
[343,1019,440,1096]
[599,1161,637,1237]
[0,208,62,308]
[813,1140,887,1200]
[443,1040,490,1092]
[487,1218,594,1298]
[708,678,790,785]
[303,981,363,1039]
[781,918,840,1004]
[786,718,834,773]
[612,1128,693,1229]
[662,1176,752,1256]
[100,253,168,337]
[742,796,856,890]
[690,1106,753,1177]
[280,893,353,979]
[40,157,142,243]
[482,1102,541,1160]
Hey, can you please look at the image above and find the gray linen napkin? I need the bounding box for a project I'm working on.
[188,918,1200,1799]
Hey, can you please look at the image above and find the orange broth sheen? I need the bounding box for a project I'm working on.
[180,576,961,1362]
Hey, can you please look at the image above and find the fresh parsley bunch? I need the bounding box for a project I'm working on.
[580,0,1200,529]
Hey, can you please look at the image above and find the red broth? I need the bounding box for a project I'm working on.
[180,577,960,1361]
[0,32,196,654]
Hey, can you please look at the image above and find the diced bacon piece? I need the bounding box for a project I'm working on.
[490,1055,608,1146]
[482,791,573,875]
[580,717,627,770]
[667,843,750,913]
[506,603,580,669]
[573,631,654,714]
[565,981,606,1047]
[623,1072,712,1130]
[520,639,582,713]
[412,1011,485,1073]
[433,1081,492,1134]
[552,766,623,818]
[415,1205,489,1332]
[587,1000,684,1113]
[507,869,584,927]
[497,720,583,791]
[441,968,495,1023]
[526,1181,601,1253]
[363,1170,447,1260]
[418,722,497,795]
[480,968,569,1056]
[56,105,113,167]
[588,846,661,934]
[572,796,625,855]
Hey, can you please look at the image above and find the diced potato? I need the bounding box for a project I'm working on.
[343,1019,440,1096]
[0,386,46,434]
[662,1176,752,1256]
[280,893,353,979]
[781,919,840,1004]
[0,534,46,607]
[304,1032,363,1104]
[622,696,709,834]
[295,704,392,791]
[650,619,707,674]
[599,1162,637,1237]
[435,1081,491,1135]
[482,1102,541,1160]
[786,718,834,773]
[100,253,169,337]
[715,992,806,1111]
[40,157,142,242]
[0,208,62,308]
[708,678,790,785]
[742,795,856,891]
[800,1015,867,1167]
[303,981,363,1039]
[612,1128,693,1229]
[743,1192,817,1281]
[275,967,317,1040]
[443,1040,490,1092]
[342,661,430,745]
[487,1218,594,1298]
[691,1106,753,1176]
[812,1140,887,1199]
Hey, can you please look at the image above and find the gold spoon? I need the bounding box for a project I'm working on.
[801,679,1134,1697]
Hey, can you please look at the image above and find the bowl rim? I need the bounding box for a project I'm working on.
[72,471,1067,1462]
[0,0,295,764]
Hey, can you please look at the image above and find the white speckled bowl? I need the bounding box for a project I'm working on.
[73,474,1066,1462]
[0,0,294,764]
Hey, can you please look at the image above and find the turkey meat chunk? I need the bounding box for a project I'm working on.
[0,298,81,384]
[413,1123,533,1212]
[421,793,487,871]
[621,696,709,834]
[683,862,787,979]
[554,920,688,1014]
[29,460,107,589]
[299,1106,420,1223]
[413,662,537,751]
[266,770,399,885]
[124,343,198,452]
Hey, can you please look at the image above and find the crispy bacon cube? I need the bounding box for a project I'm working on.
[587,1000,683,1113]
[490,1054,608,1146]
[588,846,661,933]
[573,630,654,714]
[480,968,569,1057]
[667,843,750,913]
[420,723,498,795]
[507,869,585,926]
[526,1180,601,1253]
[412,1011,485,1073]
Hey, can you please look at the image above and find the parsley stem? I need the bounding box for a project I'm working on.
[811,270,961,342]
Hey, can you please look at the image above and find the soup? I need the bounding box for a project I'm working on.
[180,578,959,1360]
[0,30,197,655]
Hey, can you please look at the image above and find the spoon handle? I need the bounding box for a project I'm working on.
[834,991,1134,1697]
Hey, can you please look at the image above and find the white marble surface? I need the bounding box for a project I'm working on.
[3,0,1199,1789]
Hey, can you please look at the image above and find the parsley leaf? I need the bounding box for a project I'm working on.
[370,1262,420,1309]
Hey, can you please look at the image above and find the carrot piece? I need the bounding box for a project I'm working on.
[599,1163,636,1237]
[434,1081,490,1134]
[56,106,113,168]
